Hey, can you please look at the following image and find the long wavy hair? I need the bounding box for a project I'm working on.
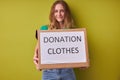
[49,0,74,29]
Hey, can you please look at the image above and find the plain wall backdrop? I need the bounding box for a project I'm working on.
[0,0,120,80]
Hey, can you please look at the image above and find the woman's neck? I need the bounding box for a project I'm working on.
[59,22,64,29]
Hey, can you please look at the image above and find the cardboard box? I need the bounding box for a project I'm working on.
[37,28,89,70]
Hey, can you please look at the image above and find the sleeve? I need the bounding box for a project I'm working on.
[40,25,48,30]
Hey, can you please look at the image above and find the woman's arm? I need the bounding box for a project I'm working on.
[33,42,39,70]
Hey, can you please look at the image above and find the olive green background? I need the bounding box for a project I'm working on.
[0,0,120,80]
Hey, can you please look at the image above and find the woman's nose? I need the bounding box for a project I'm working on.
[58,11,61,16]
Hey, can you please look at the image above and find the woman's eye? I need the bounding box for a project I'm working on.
[61,10,64,12]
[55,10,58,13]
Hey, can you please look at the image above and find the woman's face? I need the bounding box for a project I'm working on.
[54,4,65,23]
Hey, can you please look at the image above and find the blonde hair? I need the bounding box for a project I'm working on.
[49,0,74,29]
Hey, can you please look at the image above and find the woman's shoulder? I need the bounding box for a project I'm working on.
[40,25,48,30]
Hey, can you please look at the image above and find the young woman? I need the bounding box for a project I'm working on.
[33,0,76,80]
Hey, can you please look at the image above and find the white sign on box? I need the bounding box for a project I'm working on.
[38,28,89,70]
